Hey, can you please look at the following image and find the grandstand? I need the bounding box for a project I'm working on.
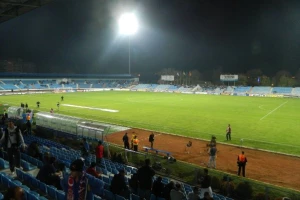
[2,73,300,97]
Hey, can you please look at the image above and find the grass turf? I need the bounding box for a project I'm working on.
[1,91,300,155]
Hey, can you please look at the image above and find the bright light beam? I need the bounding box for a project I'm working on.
[118,13,138,35]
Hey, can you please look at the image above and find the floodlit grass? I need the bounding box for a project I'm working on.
[1,91,300,155]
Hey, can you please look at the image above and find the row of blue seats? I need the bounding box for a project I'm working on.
[24,135,70,150]
[1,170,48,200]
[0,155,37,171]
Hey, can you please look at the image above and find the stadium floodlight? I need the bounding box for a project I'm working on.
[118,13,138,35]
[118,13,138,74]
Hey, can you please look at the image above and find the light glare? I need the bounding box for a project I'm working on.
[119,13,138,35]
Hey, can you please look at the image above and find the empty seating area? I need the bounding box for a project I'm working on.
[177,87,192,92]
[233,86,251,93]
[153,84,171,92]
[250,86,271,94]
[131,84,152,90]
[292,87,300,96]
[271,87,292,94]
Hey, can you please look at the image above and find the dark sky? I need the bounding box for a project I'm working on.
[1,0,300,77]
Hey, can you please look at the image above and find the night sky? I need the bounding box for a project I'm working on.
[0,0,300,78]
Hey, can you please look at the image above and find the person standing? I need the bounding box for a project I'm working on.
[187,186,200,200]
[61,96,64,101]
[208,145,217,169]
[226,124,231,141]
[133,135,139,152]
[131,134,136,149]
[199,168,213,199]
[237,151,247,177]
[110,169,130,199]
[57,102,60,111]
[152,176,165,198]
[95,141,104,166]
[36,101,40,108]
[149,132,154,148]
[170,183,186,200]
[122,132,130,149]
[26,120,32,135]
[63,159,90,200]
[0,121,26,175]
[137,159,155,200]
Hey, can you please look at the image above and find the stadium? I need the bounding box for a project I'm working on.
[1,1,300,200]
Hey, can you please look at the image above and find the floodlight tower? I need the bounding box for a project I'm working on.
[118,13,138,75]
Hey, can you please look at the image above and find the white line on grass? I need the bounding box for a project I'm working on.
[260,101,288,120]
[62,104,119,113]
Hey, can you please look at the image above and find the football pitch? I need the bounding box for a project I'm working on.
[1,91,300,155]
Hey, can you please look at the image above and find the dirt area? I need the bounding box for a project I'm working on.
[106,128,300,191]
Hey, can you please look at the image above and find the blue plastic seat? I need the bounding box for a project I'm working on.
[1,175,11,187]
[115,194,125,200]
[21,160,37,171]
[93,195,102,200]
[16,168,23,180]
[47,185,57,199]
[56,190,65,200]
[31,177,40,188]
[27,192,39,200]
[20,185,30,193]
[103,189,115,200]
[13,179,23,186]
[131,194,140,200]
[0,158,9,169]
[39,182,48,194]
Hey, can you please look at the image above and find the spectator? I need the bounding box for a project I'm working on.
[0,121,26,175]
[4,186,25,200]
[187,186,200,200]
[137,159,155,200]
[27,141,42,160]
[36,157,62,189]
[200,192,213,200]
[26,120,32,135]
[152,176,165,198]
[116,153,124,164]
[170,183,186,200]
[163,181,175,200]
[199,169,213,199]
[110,169,130,199]
[122,132,130,149]
[43,152,50,164]
[82,138,90,155]
[86,162,101,178]
[63,159,90,200]
[208,145,217,169]
[95,140,104,166]
[129,173,138,195]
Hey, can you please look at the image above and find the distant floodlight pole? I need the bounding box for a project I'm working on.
[119,13,138,75]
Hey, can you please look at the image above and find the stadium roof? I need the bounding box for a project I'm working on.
[0,0,53,24]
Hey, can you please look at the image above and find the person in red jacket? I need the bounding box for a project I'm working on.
[86,162,101,178]
[95,140,104,166]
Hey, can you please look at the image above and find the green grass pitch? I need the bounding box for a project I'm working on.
[1,91,300,155]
